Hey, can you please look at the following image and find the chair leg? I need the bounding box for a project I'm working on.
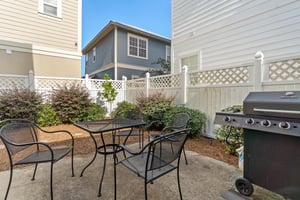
[50,162,54,200]
[144,180,148,200]
[114,157,117,200]
[4,166,13,200]
[183,147,188,165]
[31,163,38,181]
[177,167,183,200]
[71,149,75,177]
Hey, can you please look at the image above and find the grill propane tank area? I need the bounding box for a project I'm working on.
[214,91,300,199]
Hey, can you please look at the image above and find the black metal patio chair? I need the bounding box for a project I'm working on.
[148,112,190,164]
[113,110,145,148]
[0,119,74,200]
[113,129,189,200]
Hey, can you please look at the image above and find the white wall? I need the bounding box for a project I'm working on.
[172,0,300,73]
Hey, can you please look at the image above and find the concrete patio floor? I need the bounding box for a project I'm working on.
[0,149,284,200]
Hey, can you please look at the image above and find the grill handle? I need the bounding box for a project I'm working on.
[253,108,300,114]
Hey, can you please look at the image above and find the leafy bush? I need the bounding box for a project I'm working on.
[214,105,243,155]
[37,103,62,126]
[84,103,106,121]
[163,106,206,136]
[112,101,140,119]
[136,92,175,129]
[51,83,93,123]
[0,89,42,121]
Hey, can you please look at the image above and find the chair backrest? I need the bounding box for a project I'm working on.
[148,129,188,170]
[165,112,190,131]
[0,119,38,156]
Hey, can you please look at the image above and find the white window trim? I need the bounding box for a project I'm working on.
[93,47,96,63]
[165,45,171,61]
[38,0,62,19]
[127,33,148,59]
[179,51,202,72]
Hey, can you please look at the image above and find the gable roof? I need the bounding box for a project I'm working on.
[82,21,171,54]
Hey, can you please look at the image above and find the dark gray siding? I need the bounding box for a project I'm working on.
[117,28,168,69]
[93,68,114,79]
[85,31,114,74]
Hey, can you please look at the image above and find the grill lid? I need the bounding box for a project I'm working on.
[243,91,300,118]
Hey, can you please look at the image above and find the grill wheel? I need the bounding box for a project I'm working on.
[235,178,254,196]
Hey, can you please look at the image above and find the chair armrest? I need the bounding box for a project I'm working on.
[5,140,55,159]
[35,125,74,146]
[118,141,152,155]
[149,120,162,127]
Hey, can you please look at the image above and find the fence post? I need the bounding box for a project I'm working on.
[122,75,127,101]
[253,51,264,91]
[85,74,91,89]
[182,65,188,105]
[28,70,35,91]
[145,72,150,98]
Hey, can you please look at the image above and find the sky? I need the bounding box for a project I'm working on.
[81,0,171,75]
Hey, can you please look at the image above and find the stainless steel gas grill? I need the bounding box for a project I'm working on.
[214,91,300,199]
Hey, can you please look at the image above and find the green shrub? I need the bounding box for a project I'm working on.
[0,88,42,121]
[214,105,243,155]
[136,92,175,129]
[112,101,140,119]
[84,103,106,121]
[51,83,93,123]
[163,106,206,136]
[37,103,62,126]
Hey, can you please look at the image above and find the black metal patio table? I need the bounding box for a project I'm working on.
[73,118,146,197]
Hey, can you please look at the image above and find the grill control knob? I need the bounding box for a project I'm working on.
[224,116,231,122]
[279,122,291,129]
[245,118,255,125]
[261,120,271,127]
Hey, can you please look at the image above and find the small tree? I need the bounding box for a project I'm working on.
[141,58,170,77]
[99,74,118,117]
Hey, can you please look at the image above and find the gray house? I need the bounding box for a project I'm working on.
[82,21,171,80]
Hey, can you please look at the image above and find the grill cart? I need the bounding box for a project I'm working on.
[215,91,300,199]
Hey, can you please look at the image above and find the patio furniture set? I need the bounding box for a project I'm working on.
[0,113,190,200]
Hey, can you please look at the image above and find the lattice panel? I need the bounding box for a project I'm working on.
[126,79,146,89]
[189,66,249,86]
[112,81,123,89]
[36,78,84,89]
[269,59,300,81]
[150,74,181,88]
[0,76,27,89]
[89,80,124,90]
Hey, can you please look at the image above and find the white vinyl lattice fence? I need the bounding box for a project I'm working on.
[1,53,300,136]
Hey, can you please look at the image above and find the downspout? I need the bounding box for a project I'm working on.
[114,26,118,80]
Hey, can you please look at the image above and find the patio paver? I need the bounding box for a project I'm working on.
[0,150,284,200]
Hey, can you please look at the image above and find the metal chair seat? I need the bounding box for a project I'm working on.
[120,152,177,182]
[15,147,72,165]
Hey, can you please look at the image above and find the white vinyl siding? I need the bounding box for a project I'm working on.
[128,34,148,59]
[172,0,300,73]
[0,0,79,52]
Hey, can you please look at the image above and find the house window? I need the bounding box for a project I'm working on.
[166,46,171,62]
[39,0,62,18]
[85,54,88,65]
[181,55,198,71]
[128,34,148,59]
[93,47,96,63]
